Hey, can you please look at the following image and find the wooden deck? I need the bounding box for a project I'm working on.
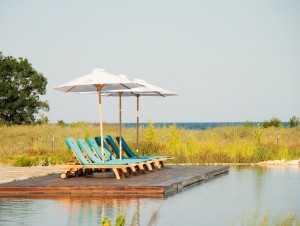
[0,165,229,198]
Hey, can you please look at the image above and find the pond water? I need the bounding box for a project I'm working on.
[0,166,299,226]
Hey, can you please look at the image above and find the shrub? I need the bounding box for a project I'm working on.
[144,121,156,144]
[36,114,49,125]
[57,120,66,127]
[289,115,299,128]
[244,121,254,127]
[262,118,281,128]
[13,155,38,167]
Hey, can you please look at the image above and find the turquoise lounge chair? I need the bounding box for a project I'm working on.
[104,135,168,169]
[95,136,127,159]
[116,136,170,160]
[64,138,134,179]
[91,137,154,171]
[93,137,116,160]
[78,138,149,173]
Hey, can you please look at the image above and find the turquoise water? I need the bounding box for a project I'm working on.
[0,166,299,226]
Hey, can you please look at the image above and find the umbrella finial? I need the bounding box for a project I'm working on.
[118,74,128,79]
[93,68,105,73]
[133,79,146,84]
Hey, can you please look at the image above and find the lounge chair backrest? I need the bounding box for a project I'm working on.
[87,138,115,161]
[105,135,125,159]
[77,139,101,163]
[116,136,137,158]
[94,136,111,151]
[65,138,89,165]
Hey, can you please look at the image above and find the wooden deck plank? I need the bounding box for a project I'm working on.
[0,165,229,197]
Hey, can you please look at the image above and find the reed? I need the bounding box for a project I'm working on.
[0,123,299,166]
[101,208,299,226]
[238,210,300,226]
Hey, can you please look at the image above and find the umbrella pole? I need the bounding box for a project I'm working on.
[136,94,140,153]
[119,92,123,160]
[98,85,104,162]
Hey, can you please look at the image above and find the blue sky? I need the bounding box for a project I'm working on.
[1,1,299,123]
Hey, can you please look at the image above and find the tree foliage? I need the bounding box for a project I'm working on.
[262,117,281,128]
[289,115,299,128]
[0,52,49,125]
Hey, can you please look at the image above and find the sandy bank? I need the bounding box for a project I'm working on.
[0,166,62,184]
[258,159,300,167]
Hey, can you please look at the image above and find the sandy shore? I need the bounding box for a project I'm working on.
[257,159,300,167]
[0,166,62,184]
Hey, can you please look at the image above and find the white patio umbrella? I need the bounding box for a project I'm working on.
[102,78,177,154]
[54,68,140,161]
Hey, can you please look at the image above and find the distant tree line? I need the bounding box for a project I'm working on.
[262,116,299,128]
[244,116,299,128]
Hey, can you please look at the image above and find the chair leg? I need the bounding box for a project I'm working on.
[129,166,137,174]
[154,161,161,169]
[134,165,143,175]
[77,169,83,176]
[119,168,125,178]
[155,161,164,169]
[137,164,146,173]
[143,163,151,173]
[112,168,122,179]
[127,167,135,177]
[121,167,132,178]
[150,162,156,171]
[146,162,153,171]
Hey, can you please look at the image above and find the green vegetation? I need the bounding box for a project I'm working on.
[238,210,300,226]
[101,209,299,226]
[100,209,158,226]
[0,52,49,125]
[0,122,299,166]
[262,117,281,128]
[57,120,66,127]
[289,115,299,128]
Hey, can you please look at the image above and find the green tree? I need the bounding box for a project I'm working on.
[57,120,66,127]
[262,117,281,128]
[289,115,299,128]
[36,113,49,125]
[0,52,49,125]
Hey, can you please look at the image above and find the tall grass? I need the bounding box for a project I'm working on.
[138,124,300,164]
[238,210,300,226]
[0,123,299,166]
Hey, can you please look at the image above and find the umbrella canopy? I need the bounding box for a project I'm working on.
[54,68,137,92]
[102,77,177,153]
[54,68,140,161]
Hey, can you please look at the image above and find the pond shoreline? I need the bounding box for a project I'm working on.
[177,159,300,167]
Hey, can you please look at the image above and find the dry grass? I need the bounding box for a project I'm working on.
[0,124,299,166]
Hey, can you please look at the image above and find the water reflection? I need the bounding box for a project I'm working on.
[0,166,299,226]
